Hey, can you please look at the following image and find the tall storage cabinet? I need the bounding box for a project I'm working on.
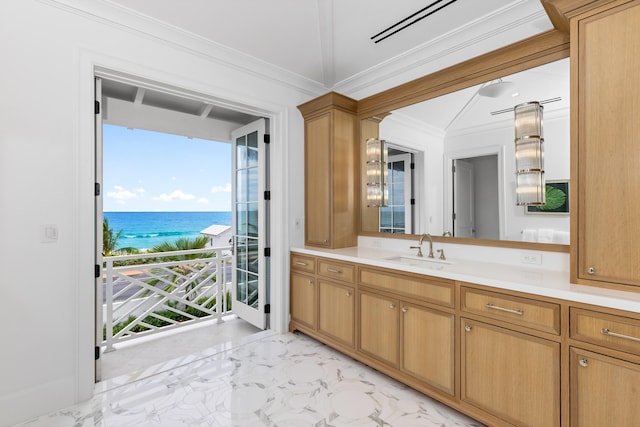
[298,93,358,249]
[572,0,640,289]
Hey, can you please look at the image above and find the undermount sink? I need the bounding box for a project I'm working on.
[384,255,453,268]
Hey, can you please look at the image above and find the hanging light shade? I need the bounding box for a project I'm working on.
[514,102,545,206]
[365,138,388,207]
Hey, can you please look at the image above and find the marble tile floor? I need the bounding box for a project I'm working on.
[101,315,262,381]
[18,331,484,427]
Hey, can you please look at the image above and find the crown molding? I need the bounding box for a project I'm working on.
[39,0,328,97]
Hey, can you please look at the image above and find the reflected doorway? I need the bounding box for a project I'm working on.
[453,154,499,239]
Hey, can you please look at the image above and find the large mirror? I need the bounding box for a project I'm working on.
[361,57,570,245]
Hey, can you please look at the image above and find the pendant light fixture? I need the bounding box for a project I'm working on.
[365,138,388,207]
[514,101,545,205]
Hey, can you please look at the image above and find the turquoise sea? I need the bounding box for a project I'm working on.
[104,211,232,250]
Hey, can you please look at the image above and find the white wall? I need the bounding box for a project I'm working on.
[0,1,313,425]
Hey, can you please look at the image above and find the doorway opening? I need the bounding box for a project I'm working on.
[95,74,271,383]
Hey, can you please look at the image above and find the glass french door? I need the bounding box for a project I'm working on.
[231,119,268,329]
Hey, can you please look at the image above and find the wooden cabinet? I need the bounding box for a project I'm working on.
[298,93,358,249]
[400,302,455,395]
[461,319,560,427]
[569,306,640,426]
[318,280,354,347]
[290,271,316,330]
[570,347,640,427]
[573,0,640,289]
[358,290,399,366]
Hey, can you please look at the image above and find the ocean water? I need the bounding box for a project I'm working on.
[104,211,231,250]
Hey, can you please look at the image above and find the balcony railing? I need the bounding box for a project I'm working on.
[102,247,232,351]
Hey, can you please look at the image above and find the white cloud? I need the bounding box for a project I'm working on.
[211,183,232,193]
[152,189,197,202]
[197,198,209,204]
[107,185,140,201]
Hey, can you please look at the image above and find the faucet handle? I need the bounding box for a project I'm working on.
[437,249,446,261]
[409,245,423,257]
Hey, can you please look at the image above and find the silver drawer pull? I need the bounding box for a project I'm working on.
[390,303,396,309]
[346,291,352,297]
[601,328,640,343]
[327,268,342,274]
[485,303,524,316]
[295,261,308,266]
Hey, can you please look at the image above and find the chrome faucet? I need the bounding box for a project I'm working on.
[410,233,435,258]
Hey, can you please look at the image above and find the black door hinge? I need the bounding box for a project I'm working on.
[452,164,456,173]
[95,264,101,278]
[410,198,415,205]
[410,162,415,170]
[264,303,271,314]
[264,247,271,257]
[95,100,100,114]
[95,182,101,196]
[264,190,271,200]
[263,134,270,144]
[95,346,100,360]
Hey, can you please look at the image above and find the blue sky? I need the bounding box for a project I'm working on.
[103,124,231,212]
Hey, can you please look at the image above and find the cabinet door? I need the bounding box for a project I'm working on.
[577,1,640,286]
[571,347,640,427]
[400,302,454,395]
[359,290,399,366]
[318,280,354,347]
[461,319,560,427]
[290,272,316,329]
[305,113,332,247]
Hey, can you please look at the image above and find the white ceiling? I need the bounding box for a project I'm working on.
[105,0,554,91]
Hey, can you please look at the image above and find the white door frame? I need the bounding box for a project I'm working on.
[79,54,290,398]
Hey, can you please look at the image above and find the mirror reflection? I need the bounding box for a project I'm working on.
[363,58,570,244]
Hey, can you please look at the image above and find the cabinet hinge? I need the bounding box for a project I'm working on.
[264,190,271,200]
[264,247,271,257]
[95,182,101,196]
[95,264,101,278]
[95,100,100,115]
[263,134,270,144]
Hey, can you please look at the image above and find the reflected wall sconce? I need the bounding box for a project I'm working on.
[365,138,388,207]
[514,101,545,206]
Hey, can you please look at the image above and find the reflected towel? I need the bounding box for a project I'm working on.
[537,229,554,243]
[553,231,570,245]
[522,229,537,242]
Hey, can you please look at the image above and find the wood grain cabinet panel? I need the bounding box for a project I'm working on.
[318,280,355,347]
[317,259,356,283]
[400,302,455,395]
[570,308,640,356]
[574,0,640,289]
[290,271,316,330]
[290,254,316,274]
[358,290,399,366]
[461,286,560,335]
[570,347,640,427]
[461,319,560,427]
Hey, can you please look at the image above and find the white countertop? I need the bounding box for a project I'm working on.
[291,246,640,314]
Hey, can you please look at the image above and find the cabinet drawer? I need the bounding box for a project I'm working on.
[317,259,355,283]
[291,253,316,274]
[570,308,640,356]
[359,268,454,308]
[461,287,560,335]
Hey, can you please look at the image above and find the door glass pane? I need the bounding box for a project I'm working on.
[247,131,258,168]
[236,136,247,169]
[236,237,247,272]
[248,273,258,308]
[236,269,247,303]
[248,202,258,237]
[393,207,405,229]
[248,168,258,202]
[236,170,247,203]
[236,203,247,236]
[248,238,259,274]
